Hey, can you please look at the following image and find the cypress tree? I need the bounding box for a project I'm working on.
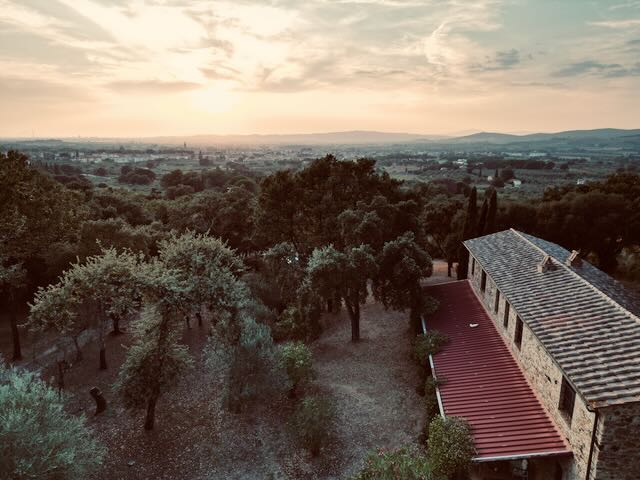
[486,189,498,234]
[457,187,477,280]
[477,196,488,237]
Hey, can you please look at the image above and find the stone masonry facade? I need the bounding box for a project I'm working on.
[467,254,640,480]
[590,402,640,480]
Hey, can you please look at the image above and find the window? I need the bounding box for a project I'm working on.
[481,271,487,293]
[494,290,500,314]
[503,302,510,328]
[558,376,576,423]
[471,257,475,275]
[514,316,523,349]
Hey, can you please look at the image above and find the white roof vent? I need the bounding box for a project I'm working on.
[537,255,556,273]
[566,250,582,268]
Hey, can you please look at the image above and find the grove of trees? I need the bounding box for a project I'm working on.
[2,148,640,478]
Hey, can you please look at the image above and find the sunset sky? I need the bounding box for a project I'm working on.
[1,0,639,137]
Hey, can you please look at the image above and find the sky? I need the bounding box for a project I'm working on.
[0,0,639,137]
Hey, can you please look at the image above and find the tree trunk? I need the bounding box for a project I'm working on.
[72,336,82,362]
[111,315,122,335]
[144,395,158,430]
[57,360,65,392]
[326,298,332,313]
[345,301,360,342]
[90,387,107,415]
[410,307,422,335]
[10,312,22,361]
[99,345,107,370]
[196,312,203,328]
[185,316,191,329]
[447,261,452,277]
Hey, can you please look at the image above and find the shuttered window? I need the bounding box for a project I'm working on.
[514,316,523,349]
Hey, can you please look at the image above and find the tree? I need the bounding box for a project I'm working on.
[263,242,304,312]
[1,150,84,360]
[485,188,498,234]
[279,341,314,397]
[157,231,245,329]
[422,196,464,277]
[373,233,434,333]
[427,416,476,479]
[213,314,286,412]
[476,196,488,237]
[114,303,193,430]
[28,280,89,362]
[28,248,145,370]
[255,156,402,253]
[0,359,105,479]
[457,188,477,280]
[114,233,253,429]
[306,244,377,342]
[288,395,335,456]
[349,446,430,480]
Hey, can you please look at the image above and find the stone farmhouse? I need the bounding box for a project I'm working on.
[424,229,640,480]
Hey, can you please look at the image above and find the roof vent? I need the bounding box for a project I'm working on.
[537,255,556,273]
[566,250,582,268]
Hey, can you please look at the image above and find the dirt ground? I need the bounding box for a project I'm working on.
[5,261,454,479]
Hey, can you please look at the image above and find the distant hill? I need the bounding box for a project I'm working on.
[446,128,640,145]
[140,131,449,146]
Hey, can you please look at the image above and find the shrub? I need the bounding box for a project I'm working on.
[218,317,287,413]
[421,376,443,442]
[427,416,475,479]
[349,446,431,480]
[0,359,105,479]
[279,341,315,396]
[424,377,442,423]
[413,330,449,366]
[288,395,335,456]
[273,306,311,342]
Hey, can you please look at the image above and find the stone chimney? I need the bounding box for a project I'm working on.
[566,250,582,268]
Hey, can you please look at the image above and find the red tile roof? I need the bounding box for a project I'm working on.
[424,280,572,461]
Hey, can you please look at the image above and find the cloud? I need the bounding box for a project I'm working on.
[471,48,521,72]
[551,60,640,78]
[106,80,201,93]
[589,19,640,28]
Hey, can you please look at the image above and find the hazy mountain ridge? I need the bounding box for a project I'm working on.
[2,128,639,148]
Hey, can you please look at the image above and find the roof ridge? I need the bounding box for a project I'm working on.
[509,228,640,327]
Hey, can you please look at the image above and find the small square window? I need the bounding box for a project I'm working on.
[503,302,510,328]
[494,290,500,314]
[481,271,487,293]
[514,316,523,349]
[558,377,576,424]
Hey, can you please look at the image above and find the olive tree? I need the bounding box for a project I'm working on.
[0,359,105,479]
[373,232,435,334]
[306,244,377,342]
[116,232,249,429]
[28,248,145,370]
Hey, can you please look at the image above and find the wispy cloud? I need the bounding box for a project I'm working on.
[552,60,640,78]
[0,0,639,136]
[589,18,640,28]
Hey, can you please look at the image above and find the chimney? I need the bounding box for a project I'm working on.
[566,250,582,268]
[537,255,556,273]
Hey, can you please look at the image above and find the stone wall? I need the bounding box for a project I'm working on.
[467,254,596,480]
[590,402,640,480]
